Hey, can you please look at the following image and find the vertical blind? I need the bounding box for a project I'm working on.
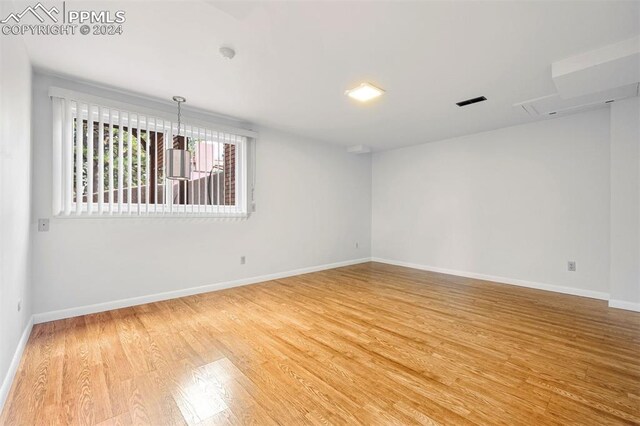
[50,88,255,218]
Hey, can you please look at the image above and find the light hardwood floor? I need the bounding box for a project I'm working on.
[2,262,639,425]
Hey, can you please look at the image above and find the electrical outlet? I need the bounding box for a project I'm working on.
[38,218,50,232]
[568,261,576,272]
[355,242,359,249]
[240,256,246,265]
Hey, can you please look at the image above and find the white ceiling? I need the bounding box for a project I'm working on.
[19,0,640,150]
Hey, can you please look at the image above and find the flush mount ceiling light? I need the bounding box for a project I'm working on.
[166,96,191,181]
[345,82,385,103]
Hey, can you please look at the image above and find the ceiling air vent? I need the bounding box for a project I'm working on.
[456,96,487,107]
[514,83,638,117]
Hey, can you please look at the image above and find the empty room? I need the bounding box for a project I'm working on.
[1,0,639,424]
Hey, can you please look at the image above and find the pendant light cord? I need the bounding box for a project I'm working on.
[172,96,186,146]
[177,100,182,138]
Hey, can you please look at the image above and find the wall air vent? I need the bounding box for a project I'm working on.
[456,96,487,107]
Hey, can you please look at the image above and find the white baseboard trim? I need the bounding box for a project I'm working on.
[29,256,640,324]
[0,316,34,413]
[608,299,640,312]
[33,258,372,324]
[371,257,610,301]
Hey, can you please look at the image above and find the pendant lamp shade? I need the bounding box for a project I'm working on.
[166,96,191,181]
[166,148,191,181]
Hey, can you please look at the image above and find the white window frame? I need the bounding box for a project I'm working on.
[49,87,257,219]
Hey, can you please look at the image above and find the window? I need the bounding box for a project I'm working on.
[50,88,254,217]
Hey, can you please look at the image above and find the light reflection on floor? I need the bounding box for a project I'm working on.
[173,358,232,424]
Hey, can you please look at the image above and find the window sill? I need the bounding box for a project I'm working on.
[53,212,250,220]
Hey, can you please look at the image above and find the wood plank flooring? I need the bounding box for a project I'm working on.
[2,262,639,425]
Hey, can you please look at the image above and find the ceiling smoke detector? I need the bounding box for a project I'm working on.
[219,46,236,60]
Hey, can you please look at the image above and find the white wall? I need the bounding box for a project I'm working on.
[372,109,611,297]
[610,97,640,308]
[0,27,32,406]
[31,73,372,316]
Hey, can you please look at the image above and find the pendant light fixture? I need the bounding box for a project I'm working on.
[166,96,191,181]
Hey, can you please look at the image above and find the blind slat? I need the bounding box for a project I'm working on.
[52,98,63,216]
[87,105,94,214]
[223,133,228,215]
[64,99,73,215]
[75,103,84,215]
[145,117,150,213]
[216,131,221,212]
[187,124,192,214]
[98,106,104,215]
[127,113,133,215]
[198,127,203,213]
[205,128,210,212]
[117,111,124,213]
[168,122,173,215]
[156,119,161,214]
[108,110,114,214]
[137,115,142,215]
[183,124,188,214]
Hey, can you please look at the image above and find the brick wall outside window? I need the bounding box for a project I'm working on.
[224,143,235,205]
